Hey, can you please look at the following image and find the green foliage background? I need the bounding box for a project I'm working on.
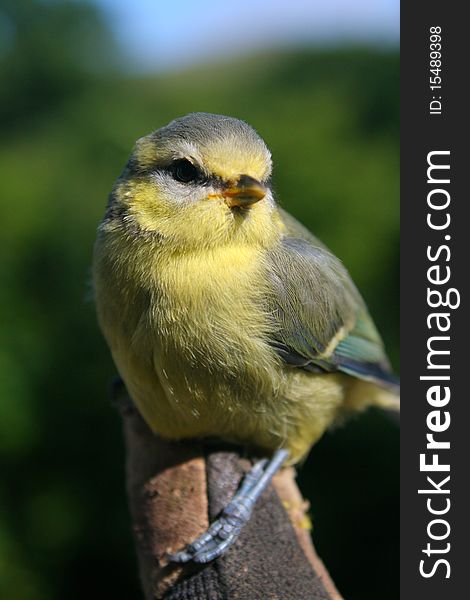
[0,1,399,598]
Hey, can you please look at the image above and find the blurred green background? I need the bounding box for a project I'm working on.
[0,1,399,599]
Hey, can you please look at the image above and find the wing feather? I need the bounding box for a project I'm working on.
[266,210,397,389]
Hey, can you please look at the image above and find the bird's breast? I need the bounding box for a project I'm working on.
[150,245,274,369]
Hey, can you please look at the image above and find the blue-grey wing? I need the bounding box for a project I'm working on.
[266,211,397,389]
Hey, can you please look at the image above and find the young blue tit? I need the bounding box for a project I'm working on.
[93,112,399,563]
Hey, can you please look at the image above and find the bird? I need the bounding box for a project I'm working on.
[93,112,399,563]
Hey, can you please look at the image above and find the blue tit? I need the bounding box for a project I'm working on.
[93,113,399,562]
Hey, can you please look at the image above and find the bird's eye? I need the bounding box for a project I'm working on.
[171,159,201,184]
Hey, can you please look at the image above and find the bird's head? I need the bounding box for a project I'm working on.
[105,113,281,251]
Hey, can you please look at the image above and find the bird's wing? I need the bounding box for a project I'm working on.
[266,211,397,389]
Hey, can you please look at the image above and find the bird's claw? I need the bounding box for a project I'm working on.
[168,504,249,563]
[168,449,288,564]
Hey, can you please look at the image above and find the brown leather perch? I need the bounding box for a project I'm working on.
[114,382,343,600]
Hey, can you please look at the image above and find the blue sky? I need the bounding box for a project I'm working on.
[93,0,399,72]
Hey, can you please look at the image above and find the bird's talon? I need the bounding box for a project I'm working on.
[167,551,193,563]
[167,450,288,563]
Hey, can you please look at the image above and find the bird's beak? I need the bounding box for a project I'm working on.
[223,175,267,208]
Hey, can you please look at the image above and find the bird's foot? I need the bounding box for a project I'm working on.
[168,448,288,563]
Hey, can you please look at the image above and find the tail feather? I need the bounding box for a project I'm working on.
[343,377,400,415]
